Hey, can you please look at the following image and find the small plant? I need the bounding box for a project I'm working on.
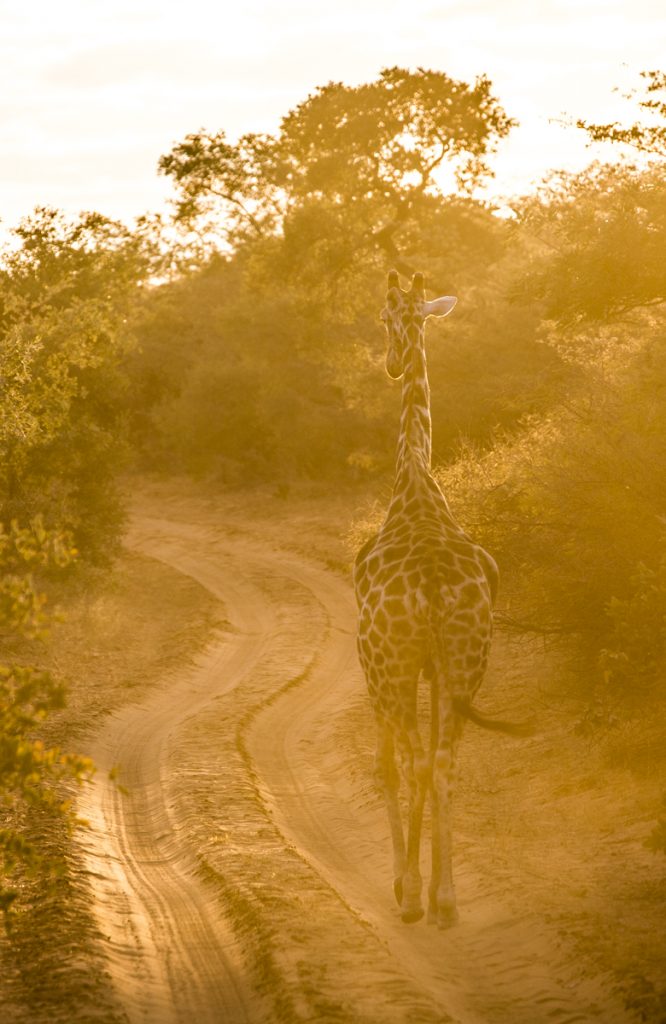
[599,554,666,693]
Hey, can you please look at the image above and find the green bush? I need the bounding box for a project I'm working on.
[0,519,93,918]
[0,208,151,562]
[439,314,666,695]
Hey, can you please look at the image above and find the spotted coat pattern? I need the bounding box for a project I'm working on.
[353,271,499,927]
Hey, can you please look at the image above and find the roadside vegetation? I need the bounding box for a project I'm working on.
[0,63,664,1019]
[0,206,157,924]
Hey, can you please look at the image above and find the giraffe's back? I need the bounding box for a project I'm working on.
[354,500,496,703]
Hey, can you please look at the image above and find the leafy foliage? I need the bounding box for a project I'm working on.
[276,67,515,202]
[577,70,666,156]
[442,311,666,660]
[158,67,515,274]
[440,110,666,694]
[514,163,666,323]
[599,556,666,691]
[0,519,93,918]
[158,131,277,240]
[0,208,153,561]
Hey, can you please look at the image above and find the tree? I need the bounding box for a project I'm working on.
[158,67,515,274]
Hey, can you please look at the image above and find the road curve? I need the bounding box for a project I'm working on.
[78,507,635,1024]
[77,529,271,1024]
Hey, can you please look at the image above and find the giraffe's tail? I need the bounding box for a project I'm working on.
[453,697,536,737]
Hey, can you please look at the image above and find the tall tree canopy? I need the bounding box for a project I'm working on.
[158,67,515,273]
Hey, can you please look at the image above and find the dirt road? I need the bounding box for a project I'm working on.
[78,497,641,1023]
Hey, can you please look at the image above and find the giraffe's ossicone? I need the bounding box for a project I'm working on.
[354,270,515,929]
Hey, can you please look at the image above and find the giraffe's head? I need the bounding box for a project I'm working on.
[381,270,457,379]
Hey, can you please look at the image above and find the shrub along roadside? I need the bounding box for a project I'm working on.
[0,518,93,918]
[0,207,153,565]
[0,207,155,925]
[439,313,666,696]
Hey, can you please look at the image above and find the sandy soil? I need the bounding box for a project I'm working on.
[0,547,226,1023]
[71,481,665,1023]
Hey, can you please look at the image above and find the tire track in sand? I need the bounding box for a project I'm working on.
[126,516,451,1024]
[77,532,272,1024]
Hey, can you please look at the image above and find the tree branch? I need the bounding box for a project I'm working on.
[372,220,415,277]
[205,187,265,237]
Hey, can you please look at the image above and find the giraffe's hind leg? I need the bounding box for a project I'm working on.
[429,687,463,928]
[362,640,427,922]
[373,719,406,906]
[399,721,429,923]
[374,704,428,923]
[425,662,462,927]
[380,672,429,924]
[429,634,489,928]
[425,666,442,924]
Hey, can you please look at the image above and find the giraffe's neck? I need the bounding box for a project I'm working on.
[388,322,458,524]
[396,323,432,471]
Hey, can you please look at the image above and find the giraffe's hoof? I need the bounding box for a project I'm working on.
[401,906,425,924]
[436,901,459,929]
[393,878,403,906]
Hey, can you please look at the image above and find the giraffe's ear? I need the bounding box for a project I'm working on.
[423,296,457,318]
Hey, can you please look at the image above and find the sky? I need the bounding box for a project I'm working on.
[1,0,665,233]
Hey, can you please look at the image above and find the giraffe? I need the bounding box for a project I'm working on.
[354,269,526,929]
